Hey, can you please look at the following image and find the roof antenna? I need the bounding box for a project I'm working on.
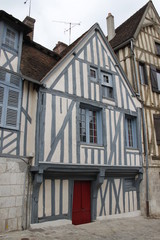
[52,20,81,45]
[24,0,32,17]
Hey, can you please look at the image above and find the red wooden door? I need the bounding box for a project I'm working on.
[72,181,91,225]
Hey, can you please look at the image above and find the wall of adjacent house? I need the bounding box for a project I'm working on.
[0,79,37,232]
[114,6,160,216]
[0,157,30,232]
[0,19,37,232]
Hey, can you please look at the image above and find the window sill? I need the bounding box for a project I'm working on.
[80,142,104,148]
[102,96,115,101]
[0,126,20,132]
[2,44,18,55]
[126,147,139,151]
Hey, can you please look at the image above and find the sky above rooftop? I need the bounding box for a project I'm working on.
[1,0,160,50]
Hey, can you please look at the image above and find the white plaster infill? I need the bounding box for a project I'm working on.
[97,210,141,221]
[30,219,72,229]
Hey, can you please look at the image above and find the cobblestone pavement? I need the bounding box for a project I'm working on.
[0,216,160,240]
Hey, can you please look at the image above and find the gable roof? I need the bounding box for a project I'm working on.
[41,23,137,98]
[20,37,61,82]
[110,1,152,49]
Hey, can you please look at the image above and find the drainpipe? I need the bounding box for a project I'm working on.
[142,107,150,217]
[130,39,149,217]
[130,39,140,95]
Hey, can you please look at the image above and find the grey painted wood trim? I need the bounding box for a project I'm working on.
[51,179,55,215]
[43,177,45,217]
[76,102,80,164]
[31,173,43,223]
[99,180,109,216]
[39,92,46,162]
[23,82,30,156]
[108,112,123,165]
[46,101,75,162]
[51,95,56,148]
[102,108,107,164]
[68,115,72,163]
[17,32,23,73]
[35,91,41,165]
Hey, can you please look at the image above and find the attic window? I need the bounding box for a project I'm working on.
[101,72,114,99]
[155,42,160,56]
[90,67,97,81]
[3,26,18,51]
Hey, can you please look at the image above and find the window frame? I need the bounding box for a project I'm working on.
[150,65,160,93]
[79,104,102,145]
[156,69,160,91]
[153,114,160,145]
[155,42,160,56]
[0,69,21,130]
[101,71,114,99]
[125,115,137,149]
[139,61,148,85]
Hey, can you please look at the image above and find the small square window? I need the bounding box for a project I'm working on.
[90,67,97,81]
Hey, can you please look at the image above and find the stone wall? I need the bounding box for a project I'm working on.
[140,162,160,217]
[0,157,31,232]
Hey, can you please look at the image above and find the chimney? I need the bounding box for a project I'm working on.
[107,13,115,41]
[23,16,36,40]
[53,41,68,55]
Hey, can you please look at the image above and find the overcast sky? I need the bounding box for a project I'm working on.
[1,0,160,50]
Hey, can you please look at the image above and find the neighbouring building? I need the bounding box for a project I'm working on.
[0,9,143,232]
[0,10,61,232]
[108,0,160,217]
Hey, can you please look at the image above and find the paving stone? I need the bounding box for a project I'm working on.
[0,216,160,240]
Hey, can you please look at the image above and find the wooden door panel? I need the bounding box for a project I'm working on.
[72,181,91,225]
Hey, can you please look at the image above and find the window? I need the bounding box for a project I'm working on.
[101,72,114,99]
[0,69,21,130]
[155,42,160,56]
[79,105,102,145]
[3,26,18,51]
[90,67,97,81]
[139,62,148,85]
[150,65,160,93]
[153,114,160,145]
[125,115,137,148]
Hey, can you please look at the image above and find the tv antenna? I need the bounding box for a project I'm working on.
[52,20,81,45]
[24,0,32,17]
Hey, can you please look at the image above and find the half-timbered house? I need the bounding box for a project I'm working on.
[0,10,143,231]
[30,23,143,224]
[108,0,160,217]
